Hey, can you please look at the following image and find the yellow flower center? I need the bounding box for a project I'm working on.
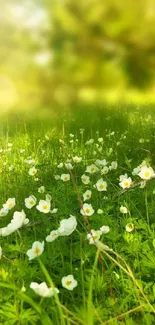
[66,280,72,286]
[34,247,41,255]
[124,181,130,187]
[8,203,13,208]
[144,171,150,178]
[90,168,94,173]
[99,184,104,189]
[92,235,98,240]
[128,224,133,230]
[43,205,48,210]
[30,200,34,205]
[85,208,90,214]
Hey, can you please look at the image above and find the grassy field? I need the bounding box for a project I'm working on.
[0,105,155,325]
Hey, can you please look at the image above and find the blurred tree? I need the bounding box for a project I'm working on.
[1,0,155,108]
[47,0,155,102]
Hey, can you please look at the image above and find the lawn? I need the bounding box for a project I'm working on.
[0,104,155,325]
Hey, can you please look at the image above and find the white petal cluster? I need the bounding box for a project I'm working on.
[3,198,16,210]
[25,195,37,209]
[81,174,90,184]
[86,164,98,174]
[0,211,29,237]
[87,230,102,244]
[60,174,70,182]
[96,178,107,191]
[30,282,59,297]
[83,190,92,201]
[36,200,51,213]
[138,165,155,180]
[61,274,77,290]
[46,215,77,242]
[119,174,132,189]
[125,223,134,232]
[26,241,44,260]
[80,203,94,216]
[72,156,82,163]
[28,166,37,176]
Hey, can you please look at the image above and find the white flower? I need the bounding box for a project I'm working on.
[97,209,103,214]
[0,246,2,259]
[86,164,99,174]
[100,225,110,234]
[125,223,134,232]
[138,166,155,180]
[0,210,29,237]
[87,230,102,244]
[36,200,51,213]
[46,194,52,202]
[101,166,109,175]
[95,159,107,167]
[139,181,146,188]
[72,156,82,163]
[107,148,113,155]
[81,174,90,184]
[3,198,16,210]
[132,166,141,176]
[58,215,77,236]
[12,210,29,227]
[30,282,59,297]
[111,161,118,170]
[26,241,44,260]
[85,139,94,145]
[120,206,128,214]
[50,208,58,214]
[65,163,73,170]
[96,178,107,191]
[83,190,92,201]
[98,137,103,143]
[61,275,77,290]
[80,203,94,216]
[60,174,70,182]
[57,162,63,168]
[38,186,45,193]
[46,230,59,242]
[29,166,37,176]
[119,177,132,189]
[119,173,128,182]
[25,195,37,209]
[54,175,60,180]
[24,159,35,165]
[0,208,9,217]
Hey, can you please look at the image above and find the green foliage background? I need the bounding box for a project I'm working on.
[1,0,155,111]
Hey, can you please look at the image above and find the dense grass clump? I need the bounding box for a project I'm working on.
[0,105,155,325]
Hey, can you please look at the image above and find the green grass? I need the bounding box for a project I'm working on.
[0,104,155,325]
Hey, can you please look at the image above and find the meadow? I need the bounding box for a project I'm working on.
[0,105,155,325]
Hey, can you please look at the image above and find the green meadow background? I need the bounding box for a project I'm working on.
[1,2,155,325]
